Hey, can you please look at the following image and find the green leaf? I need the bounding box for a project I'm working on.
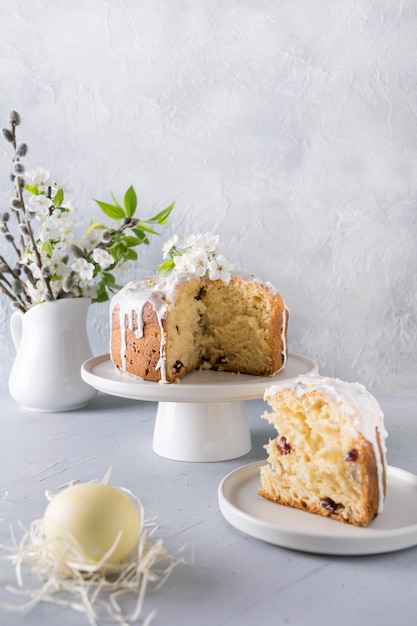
[111,191,123,210]
[43,241,54,257]
[93,292,109,303]
[108,242,127,262]
[156,259,175,275]
[53,188,64,206]
[102,272,118,287]
[123,235,146,247]
[91,281,110,303]
[123,248,138,261]
[123,185,137,217]
[131,228,150,245]
[149,201,175,224]
[94,199,126,220]
[135,220,159,236]
[25,183,39,195]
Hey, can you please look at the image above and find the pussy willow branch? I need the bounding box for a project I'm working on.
[1,219,21,258]
[0,258,17,291]
[8,119,26,248]
[0,282,25,312]
[0,253,31,307]
[0,265,29,311]
[8,121,55,302]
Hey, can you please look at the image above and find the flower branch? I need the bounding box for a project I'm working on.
[0,111,174,311]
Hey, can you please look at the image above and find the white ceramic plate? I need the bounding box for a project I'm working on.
[218,461,417,555]
[81,353,317,403]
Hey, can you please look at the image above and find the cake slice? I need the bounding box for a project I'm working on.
[258,375,387,527]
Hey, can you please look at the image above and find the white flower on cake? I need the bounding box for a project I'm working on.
[173,252,201,275]
[207,254,232,282]
[162,234,178,259]
[195,232,219,254]
[158,232,234,283]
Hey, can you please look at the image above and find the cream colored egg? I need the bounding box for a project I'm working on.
[43,483,142,565]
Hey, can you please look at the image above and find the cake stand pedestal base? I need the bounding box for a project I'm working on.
[81,353,318,462]
[153,401,251,462]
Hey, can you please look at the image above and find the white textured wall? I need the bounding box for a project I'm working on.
[0,0,416,389]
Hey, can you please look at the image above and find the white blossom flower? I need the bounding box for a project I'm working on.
[50,279,64,298]
[178,234,197,250]
[208,254,233,284]
[38,209,73,244]
[26,279,48,303]
[27,261,42,280]
[27,167,52,190]
[78,276,95,289]
[92,248,113,270]
[71,258,94,282]
[51,208,72,228]
[189,249,209,277]
[62,197,75,211]
[48,257,69,279]
[79,229,100,250]
[58,229,74,248]
[193,232,219,255]
[168,232,233,284]
[173,253,196,274]
[29,194,53,216]
[162,235,178,259]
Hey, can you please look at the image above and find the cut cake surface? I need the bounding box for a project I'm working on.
[258,375,387,527]
[110,272,289,383]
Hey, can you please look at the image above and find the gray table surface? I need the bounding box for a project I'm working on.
[0,387,416,626]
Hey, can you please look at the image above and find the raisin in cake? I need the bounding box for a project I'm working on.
[258,375,387,527]
[110,271,289,383]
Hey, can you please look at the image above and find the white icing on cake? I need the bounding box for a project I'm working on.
[280,305,288,368]
[110,270,288,384]
[110,273,181,383]
[264,375,387,512]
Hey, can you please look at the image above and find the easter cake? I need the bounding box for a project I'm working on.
[258,375,387,527]
[110,233,289,383]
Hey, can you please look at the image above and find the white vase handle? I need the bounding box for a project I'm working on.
[10,310,24,351]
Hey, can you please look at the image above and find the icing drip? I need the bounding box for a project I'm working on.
[264,375,388,513]
[280,306,289,368]
[111,276,178,384]
[155,331,167,384]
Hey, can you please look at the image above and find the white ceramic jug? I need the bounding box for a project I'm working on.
[8,297,97,412]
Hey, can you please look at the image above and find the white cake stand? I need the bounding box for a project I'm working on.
[81,353,318,462]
